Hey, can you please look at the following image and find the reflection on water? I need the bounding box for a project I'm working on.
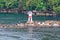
[0,28,60,40]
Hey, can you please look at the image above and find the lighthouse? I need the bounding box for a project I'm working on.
[27,11,33,24]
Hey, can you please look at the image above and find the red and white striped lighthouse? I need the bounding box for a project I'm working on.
[28,11,33,22]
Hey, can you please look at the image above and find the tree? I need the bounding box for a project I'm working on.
[5,0,18,8]
[23,0,44,11]
[47,0,60,13]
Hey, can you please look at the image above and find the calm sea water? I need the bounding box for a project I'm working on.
[0,13,60,40]
[0,13,60,24]
[0,28,60,40]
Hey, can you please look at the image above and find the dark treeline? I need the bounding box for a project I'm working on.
[0,0,60,13]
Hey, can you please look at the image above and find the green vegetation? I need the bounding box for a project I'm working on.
[47,0,60,13]
[0,0,60,13]
[0,0,18,8]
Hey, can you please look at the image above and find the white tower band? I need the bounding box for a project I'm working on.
[28,11,33,22]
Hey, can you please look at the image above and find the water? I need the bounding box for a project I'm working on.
[0,13,60,40]
[0,13,18,24]
[0,13,60,24]
[0,28,60,40]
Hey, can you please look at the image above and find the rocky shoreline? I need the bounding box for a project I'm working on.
[0,20,60,28]
[0,9,58,16]
[22,10,57,16]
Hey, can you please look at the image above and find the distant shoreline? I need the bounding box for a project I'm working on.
[0,9,18,13]
[0,9,59,16]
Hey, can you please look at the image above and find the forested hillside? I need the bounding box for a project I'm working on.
[0,0,18,8]
[0,0,60,13]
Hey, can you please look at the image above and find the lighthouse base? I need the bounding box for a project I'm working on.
[27,21,34,24]
[25,21,35,26]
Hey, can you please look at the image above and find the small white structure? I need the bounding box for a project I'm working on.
[28,11,33,22]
